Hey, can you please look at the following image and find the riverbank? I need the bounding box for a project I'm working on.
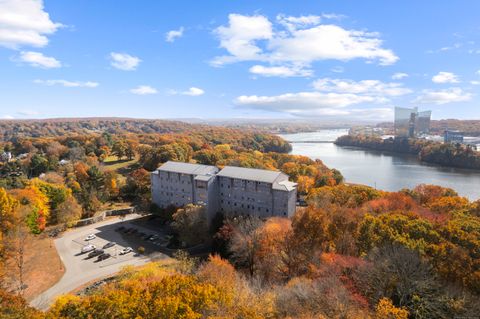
[335,135,480,170]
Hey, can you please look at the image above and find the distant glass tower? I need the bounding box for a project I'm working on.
[416,110,432,135]
[394,107,431,138]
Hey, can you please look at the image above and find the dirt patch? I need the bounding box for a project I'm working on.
[5,233,64,301]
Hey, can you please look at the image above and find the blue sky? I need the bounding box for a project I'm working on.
[0,0,479,121]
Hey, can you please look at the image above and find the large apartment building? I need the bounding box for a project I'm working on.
[151,161,297,220]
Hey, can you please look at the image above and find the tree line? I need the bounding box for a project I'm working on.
[335,134,480,169]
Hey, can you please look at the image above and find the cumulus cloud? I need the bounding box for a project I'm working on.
[234,76,411,117]
[166,27,184,42]
[169,87,205,96]
[110,52,141,71]
[414,88,472,105]
[0,0,62,49]
[211,13,398,75]
[392,72,408,80]
[130,85,158,95]
[18,51,61,68]
[312,78,411,96]
[432,71,460,84]
[249,64,312,77]
[34,79,99,87]
[235,92,380,112]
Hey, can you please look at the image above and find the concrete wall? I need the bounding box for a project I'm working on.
[152,170,195,208]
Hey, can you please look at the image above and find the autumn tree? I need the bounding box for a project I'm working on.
[171,204,208,247]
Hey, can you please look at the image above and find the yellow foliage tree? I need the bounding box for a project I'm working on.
[375,298,409,319]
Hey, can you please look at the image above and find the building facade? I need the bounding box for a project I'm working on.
[394,107,432,138]
[151,161,297,220]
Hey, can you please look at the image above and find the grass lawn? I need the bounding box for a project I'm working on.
[102,155,139,172]
[5,233,64,301]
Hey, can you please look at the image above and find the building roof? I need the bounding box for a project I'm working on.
[273,180,297,192]
[217,166,285,183]
[157,161,218,176]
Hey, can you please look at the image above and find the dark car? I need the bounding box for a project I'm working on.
[115,226,125,232]
[122,227,132,233]
[102,242,116,249]
[97,253,111,261]
[149,235,159,241]
[88,249,104,258]
[143,234,153,241]
[137,232,146,238]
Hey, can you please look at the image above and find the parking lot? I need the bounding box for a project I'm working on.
[30,214,171,310]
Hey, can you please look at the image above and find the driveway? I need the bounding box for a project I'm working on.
[30,214,168,310]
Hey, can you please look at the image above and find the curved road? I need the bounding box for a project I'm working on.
[30,214,160,310]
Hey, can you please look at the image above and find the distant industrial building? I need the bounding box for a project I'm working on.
[394,107,431,138]
[151,161,297,221]
[444,130,464,143]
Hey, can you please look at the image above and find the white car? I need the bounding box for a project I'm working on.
[81,244,96,253]
[84,234,96,241]
[119,247,133,255]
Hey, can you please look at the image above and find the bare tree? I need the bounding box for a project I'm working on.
[229,216,263,277]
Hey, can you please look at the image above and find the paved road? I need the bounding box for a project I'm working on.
[30,214,163,310]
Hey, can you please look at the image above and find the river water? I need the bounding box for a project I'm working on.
[279,129,480,200]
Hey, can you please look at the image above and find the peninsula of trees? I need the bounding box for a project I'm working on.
[335,134,480,170]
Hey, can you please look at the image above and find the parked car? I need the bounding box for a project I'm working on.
[121,227,131,233]
[88,249,104,258]
[137,232,146,238]
[115,226,125,232]
[143,234,153,241]
[97,253,111,261]
[149,235,159,241]
[81,244,96,253]
[119,247,133,255]
[84,234,96,241]
[102,242,116,249]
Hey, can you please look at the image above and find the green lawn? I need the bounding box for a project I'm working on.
[102,155,139,171]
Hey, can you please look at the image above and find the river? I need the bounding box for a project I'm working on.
[279,129,480,200]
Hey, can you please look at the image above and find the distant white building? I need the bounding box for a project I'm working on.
[151,161,297,221]
[1,152,12,162]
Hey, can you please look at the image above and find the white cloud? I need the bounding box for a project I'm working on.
[17,110,39,116]
[392,72,408,80]
[414,88,472,105]
[249,64,312,77]
[236,92,379,111]
[1,115,15,119]
[18,51,61,68]
[471,81,480,85]
[0,0,62,49]
[169,87,205,96]
[165,27,184,42]
[234,76,411,118]
[432,71,460,84]
[212,14,273,66]
[110,52,141,71]
[130,85,158,95]
[476,70,480,75]
[212,13,398,74]
[276,14,322,32]
[312,78,412,96]
[330,66,344,73]
[34,79,99,87]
